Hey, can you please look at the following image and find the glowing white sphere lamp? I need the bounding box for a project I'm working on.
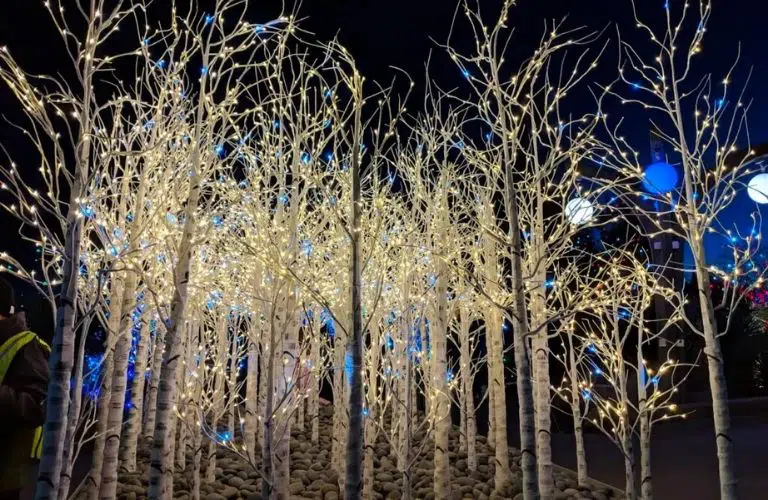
[748,173,768,204]
[565,197,594,225]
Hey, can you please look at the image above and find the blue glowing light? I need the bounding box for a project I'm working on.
[215,144,226,158]
[301,152,312,164]
[344,352,354,380]
[323,118,332,129]
[80,204,95,219]
[300,239,314,257]
[362,407,370,417]
[212,215,224,227]
[716,98,725,110]
[144,120,155,131]
[201,66,209,76]
[581,389,592,401]
[642,161,679,194]
[631,82,641,91]
[126,212,134,223]
[156,59,167,69]
[278,193,289,205]
[254,24,266,34]
[204,13,215,25]
[165,212,178,225]
[445,369,454,382]
[587,343,597,354]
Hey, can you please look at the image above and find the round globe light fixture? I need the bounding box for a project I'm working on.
[642,162,679,194]
[748,173,768,204]
[565,197,594,225]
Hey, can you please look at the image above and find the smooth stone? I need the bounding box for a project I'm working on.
[221,486,239,499]
[324,493,339,500]
[380,482,398,493]
[227,477,244,488]
[290,481,305,495]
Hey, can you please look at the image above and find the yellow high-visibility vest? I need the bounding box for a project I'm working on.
[0,330,50,459]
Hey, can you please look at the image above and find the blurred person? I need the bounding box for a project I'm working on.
[0,277,49,500]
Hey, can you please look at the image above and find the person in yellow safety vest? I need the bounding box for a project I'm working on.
[0,278,50,500]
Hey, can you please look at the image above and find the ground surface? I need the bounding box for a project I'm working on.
[111,406,622,500]
[549,412,768,500]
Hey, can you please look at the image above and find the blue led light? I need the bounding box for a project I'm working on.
[642,162,679,194]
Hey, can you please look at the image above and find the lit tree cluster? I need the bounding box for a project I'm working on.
[0,1,763,500]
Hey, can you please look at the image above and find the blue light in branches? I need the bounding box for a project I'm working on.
[126,212,134,223]
[144,120,155,131]
[362,407,370,417]
[593,367,603,376]
[716,98,725,110]
[80,204,95,219]
[201,66,209,76]
[278,193,289,205]
[300,239,314,257]
[642,162,679,194]
[445,369,455,382]
[587,343,598,354]
[301,152,312,164]
[83,353,102,400]
[461,68,470,79]
[545,279,556,289]
[273,120,280,129]
[386,335,394,350]
[324,151,333,162]
[156,59,167,69]
[344,352,354,380]
[427,275,437,288]
[212,215,224,227]
[254,24,266,34]
[580,388,592,401]
[215,144,226,158]
[218,431,232,443]
[630,82,641,91]
[204,13,215,25]
[323,118,332,129]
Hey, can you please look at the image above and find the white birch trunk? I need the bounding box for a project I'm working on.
[245,337,259,458]
[568,335,588,487]
[57,315,91,500]
[260,291,280,499]
[227,326,238,440]
[309,334,320,444]
[273,292,297,500]
[459,310,477,472]
[147,199,201,499]
[143,325,165,440]
[100,274,141,499]
[531,305,554,497]
[433,264,451,500]
[205,316,228,484]
[87,278,125,500]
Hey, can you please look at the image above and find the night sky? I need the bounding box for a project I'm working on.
[2,0,768,263]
